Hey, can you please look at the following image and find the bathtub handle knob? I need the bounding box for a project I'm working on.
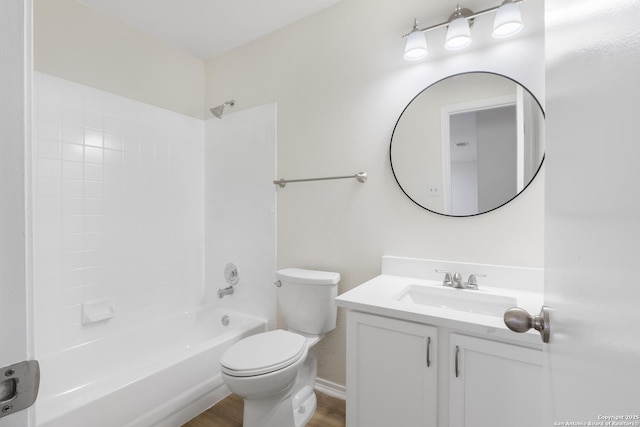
[224,263,240,286]
[274,280,282,287]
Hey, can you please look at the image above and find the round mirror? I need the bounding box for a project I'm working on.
[390,72,544,216]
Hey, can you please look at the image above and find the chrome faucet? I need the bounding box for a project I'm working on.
[217,286,235,299]
[452,272,465,288]
[465,274,485,290]
[436,269,454,287]
[435,270,485,290]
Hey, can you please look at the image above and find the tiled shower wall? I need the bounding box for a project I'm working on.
[33,73,204,357]
[205,104,277,326]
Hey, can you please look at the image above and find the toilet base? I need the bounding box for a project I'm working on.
[243,388,297,427]
[242,387,317,427]
[292,386,317,427]
[237,349,318,427]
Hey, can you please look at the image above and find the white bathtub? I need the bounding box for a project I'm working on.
[35,307,267,427]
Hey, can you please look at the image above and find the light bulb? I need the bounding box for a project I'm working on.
[404,29,428,61]
[493,1,523,38]
[445,16,472,51]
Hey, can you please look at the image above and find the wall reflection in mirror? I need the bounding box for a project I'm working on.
[390,72,544,216]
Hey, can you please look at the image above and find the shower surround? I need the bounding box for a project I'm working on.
[33,72,205,357]
[32,72,276,425]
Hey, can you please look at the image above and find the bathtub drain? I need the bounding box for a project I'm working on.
[221,315,230,327]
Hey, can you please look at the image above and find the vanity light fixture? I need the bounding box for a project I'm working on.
[403,0,525,60]
[492,0,523,38]
[404,19,429,61]
[445,6,473,51]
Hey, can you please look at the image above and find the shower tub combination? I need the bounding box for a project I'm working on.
[36,307,267,427]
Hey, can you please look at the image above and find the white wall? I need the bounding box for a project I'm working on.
[33,0,544,390]
[205,0,545,386]
[34,0,205,119]
[205,104,277,326]
[0,0,33,425]
[33,73,204,357]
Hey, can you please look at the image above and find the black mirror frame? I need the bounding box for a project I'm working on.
[390,71,545,217]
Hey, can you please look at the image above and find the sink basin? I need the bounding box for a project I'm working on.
[394,284,517,316]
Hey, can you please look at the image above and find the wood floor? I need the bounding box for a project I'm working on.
[182,392,345,427]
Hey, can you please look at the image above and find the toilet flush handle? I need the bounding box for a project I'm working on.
[274,280,282,287]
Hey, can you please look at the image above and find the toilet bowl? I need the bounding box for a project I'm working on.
[220,268,340,427]
[221,330,315,427]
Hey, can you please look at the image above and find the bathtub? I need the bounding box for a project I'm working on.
[35,307,267,427]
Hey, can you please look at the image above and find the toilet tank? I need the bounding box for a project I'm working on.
[276,268,340,336]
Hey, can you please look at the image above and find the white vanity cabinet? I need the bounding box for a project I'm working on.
[449,334,543,427]
[346,311,438,427]
[337,257,545,427]
[344,311,543,427]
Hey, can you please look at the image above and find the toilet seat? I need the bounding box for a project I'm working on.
[221,330,307,377]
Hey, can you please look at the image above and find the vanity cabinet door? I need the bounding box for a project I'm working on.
[346,312,437,427]
[449,334,543,427]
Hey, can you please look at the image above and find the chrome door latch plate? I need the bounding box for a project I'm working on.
[0,360,40,419]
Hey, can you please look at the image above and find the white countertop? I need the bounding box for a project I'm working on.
[336,273,544,346]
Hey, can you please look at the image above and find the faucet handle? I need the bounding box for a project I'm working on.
[467,273,486,289]
[452,272,463,284]
[435,269,453,286]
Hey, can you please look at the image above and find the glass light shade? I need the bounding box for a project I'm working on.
[404,30,428,61]
[492,1,523,38]
[445,17,472,51]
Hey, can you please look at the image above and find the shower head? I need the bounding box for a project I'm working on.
[210,100,235,119]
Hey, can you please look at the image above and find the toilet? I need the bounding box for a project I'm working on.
[220,268,340,427]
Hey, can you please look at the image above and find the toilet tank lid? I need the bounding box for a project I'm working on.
[277,268,340,285]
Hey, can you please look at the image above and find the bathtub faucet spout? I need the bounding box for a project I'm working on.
[217,286,235,299]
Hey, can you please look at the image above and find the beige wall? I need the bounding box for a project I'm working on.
[205,0,545,387]
[34,0,205,118]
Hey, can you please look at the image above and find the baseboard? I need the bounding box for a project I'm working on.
[314,377,346,400]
